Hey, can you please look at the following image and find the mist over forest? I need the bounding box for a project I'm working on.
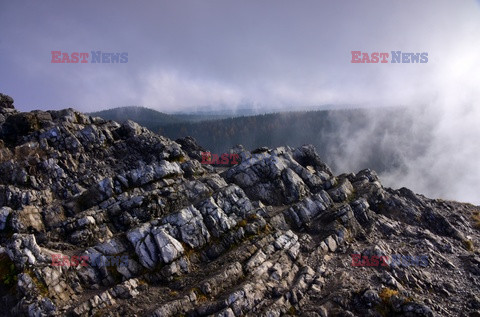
[92,105,469,204]
[157,108,424,172]
[171,106,478,205]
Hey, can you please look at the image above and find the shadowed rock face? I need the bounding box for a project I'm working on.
[0,93,479,317]
[0,93,15,110]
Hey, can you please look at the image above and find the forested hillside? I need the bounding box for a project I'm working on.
[90,106,432,176]
[89,106,231,132]
[159,107,431,174]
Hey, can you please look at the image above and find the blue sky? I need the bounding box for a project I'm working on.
[1,0,479,112]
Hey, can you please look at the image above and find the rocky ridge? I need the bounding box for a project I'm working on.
[0,93,479,316]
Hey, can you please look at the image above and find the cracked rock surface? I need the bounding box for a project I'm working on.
[0,93,479,316]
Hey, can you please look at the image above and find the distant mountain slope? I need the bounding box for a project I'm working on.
[88,106,182,130]
[90,107,430,176]
[89,106,234,132]
[158,107,432,175]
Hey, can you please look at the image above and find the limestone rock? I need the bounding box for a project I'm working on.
[0,93,477,317]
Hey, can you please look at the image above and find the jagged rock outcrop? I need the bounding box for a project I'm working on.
[0,93,479,316]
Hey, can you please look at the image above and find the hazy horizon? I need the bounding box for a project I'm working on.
[1,1,478,113]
